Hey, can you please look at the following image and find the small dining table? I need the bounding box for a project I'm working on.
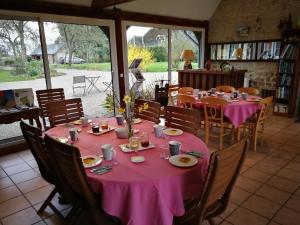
[46,118,210,225]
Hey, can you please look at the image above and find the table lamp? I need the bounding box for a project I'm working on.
[232,48,243,59]
[181,50,194,70]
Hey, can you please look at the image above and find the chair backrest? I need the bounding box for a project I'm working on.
[20,120,51,183]
[155,84,169,107]
[44,134,103,223]
[46,98,84,127]
[216,85,235,93]
[73,75,86,84]
[134,99,161,124]
[201,97,229,124]
[168,84,179,95]
[36,88,65,122]
[165,106,201,135]
[178,87,194,95]
[194,138,248,222]
[177,94,196,109]
[238,87,260,96]
[258,96,273,122]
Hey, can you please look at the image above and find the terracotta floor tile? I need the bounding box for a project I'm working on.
[0,157,24,169]
[256,184,291,204]
[235,176,262,193]
[18,151,34,162]
[0,196,30,218]
[0,169,6,179]
[246,151,266,161]
[219,202,238,219]
[253,161,281,174]
[243,158,258,167]
[295,188,300,196]
[1,207,42,225]
[285,161,300,172]
[261,156,289,167]
[242,168,272,183]
[0,177,13,190]
[17,177,49,194]
[31,221,47,225]
[285,195,300,212]
[0,186,21,203]
[227,207,268,225]
[25,186,54,205]
[10,169,39,184]
[26,160,38,169]
[268,222,281,225]
[220,221,233,225]
[265,150,296,160]
[242,195,281,219]
[240,165,250,174]
[279,144,300,154]
[267,176,299,193]
[273,207,300,225]
[294,155,300,163]
[277,168,300,183]
[3,163,31,176]
[230,187,251,205]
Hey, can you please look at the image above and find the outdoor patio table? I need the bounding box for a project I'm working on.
[193,95,261,127]
[46,118,209,225]
[86,75,101,93]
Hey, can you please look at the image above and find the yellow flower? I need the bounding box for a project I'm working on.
[138,106,143,113]
[143,103,149,110]
[118,107,125,114]
[123,95,131,104]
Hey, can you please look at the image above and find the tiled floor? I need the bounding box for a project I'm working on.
[0,115,299,225]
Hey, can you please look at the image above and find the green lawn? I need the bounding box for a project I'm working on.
[0,70,36,83]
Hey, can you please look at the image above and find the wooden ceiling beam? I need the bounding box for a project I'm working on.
[91,0,135,9]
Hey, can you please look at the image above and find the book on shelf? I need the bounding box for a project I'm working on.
[280,44,296,59]
[277,86,291,99]
[279,61,294,73]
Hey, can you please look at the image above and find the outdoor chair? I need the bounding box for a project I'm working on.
[174,138,248,225]
[165,106,201,136]
[201,97,234,150]
[44,134,112,225]
[20,120,65,218]
[134,99,161,124]
[178,87,194,95]
[216,85,235,93]
[177,94,197,109]
[73,75,86,95]
[46,98,84,127]
[36,88,65,130]
[168,84,179,106]
[238,87,260,96]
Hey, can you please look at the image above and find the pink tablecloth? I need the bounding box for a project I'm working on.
[194,97,261,127]
[46,118,209,225]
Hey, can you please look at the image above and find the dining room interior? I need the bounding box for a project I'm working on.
[0,0,300,225]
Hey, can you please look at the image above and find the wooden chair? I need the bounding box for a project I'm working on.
[241,96,273,151]
[238,87,260,96]
[216,85,235,93]
[178,87,194,95]
[168,84,179,106]
[174,138,248,225]
[20,120,65,218]
[36,88,65,129]
[177,94,196,109]
[201,97,234,150]
[44,134,111,225]
[46,98,84,127]
[165,106,201,136]
[134,99,161,124]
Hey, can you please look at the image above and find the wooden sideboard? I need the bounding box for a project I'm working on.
[177,69,247,90]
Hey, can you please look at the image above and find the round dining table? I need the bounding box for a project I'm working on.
[46,118,209,225]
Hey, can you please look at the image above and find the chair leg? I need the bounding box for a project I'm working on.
[205,122,209,146]
[37,188,57,214]
[252,126,258,152]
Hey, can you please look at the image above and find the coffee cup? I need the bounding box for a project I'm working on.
[101,144,115,161]
[69,128,78,141]
[169,140,181,156]
[115,127,128,139]
[116,115,124,125]
[153,125,163,138]
[241,92,248,100]
[92,123,100,133]
[193,89,199,96]
[80,117,89,127]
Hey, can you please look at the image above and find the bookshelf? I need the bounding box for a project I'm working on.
[274,30,300,116]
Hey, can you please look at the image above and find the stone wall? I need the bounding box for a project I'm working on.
[209,0,300,90]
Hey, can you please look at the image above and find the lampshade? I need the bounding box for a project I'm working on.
[181,50,194,60]
[232,48,243,59]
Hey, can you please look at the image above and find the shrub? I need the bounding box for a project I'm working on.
[25,60,43,77]
[4,58,15,66]
[128,45,154,70]
[148,46,167,62]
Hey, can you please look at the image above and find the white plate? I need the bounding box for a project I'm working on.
[120,142,155,153]
[73,119,92,125]
[133,118,142,124]
[81,155,102,168]
[169,154,198,168]
[163,128,183,136]
[87,126,116,135]
[131,156,145,163]
[246,99,261,102]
